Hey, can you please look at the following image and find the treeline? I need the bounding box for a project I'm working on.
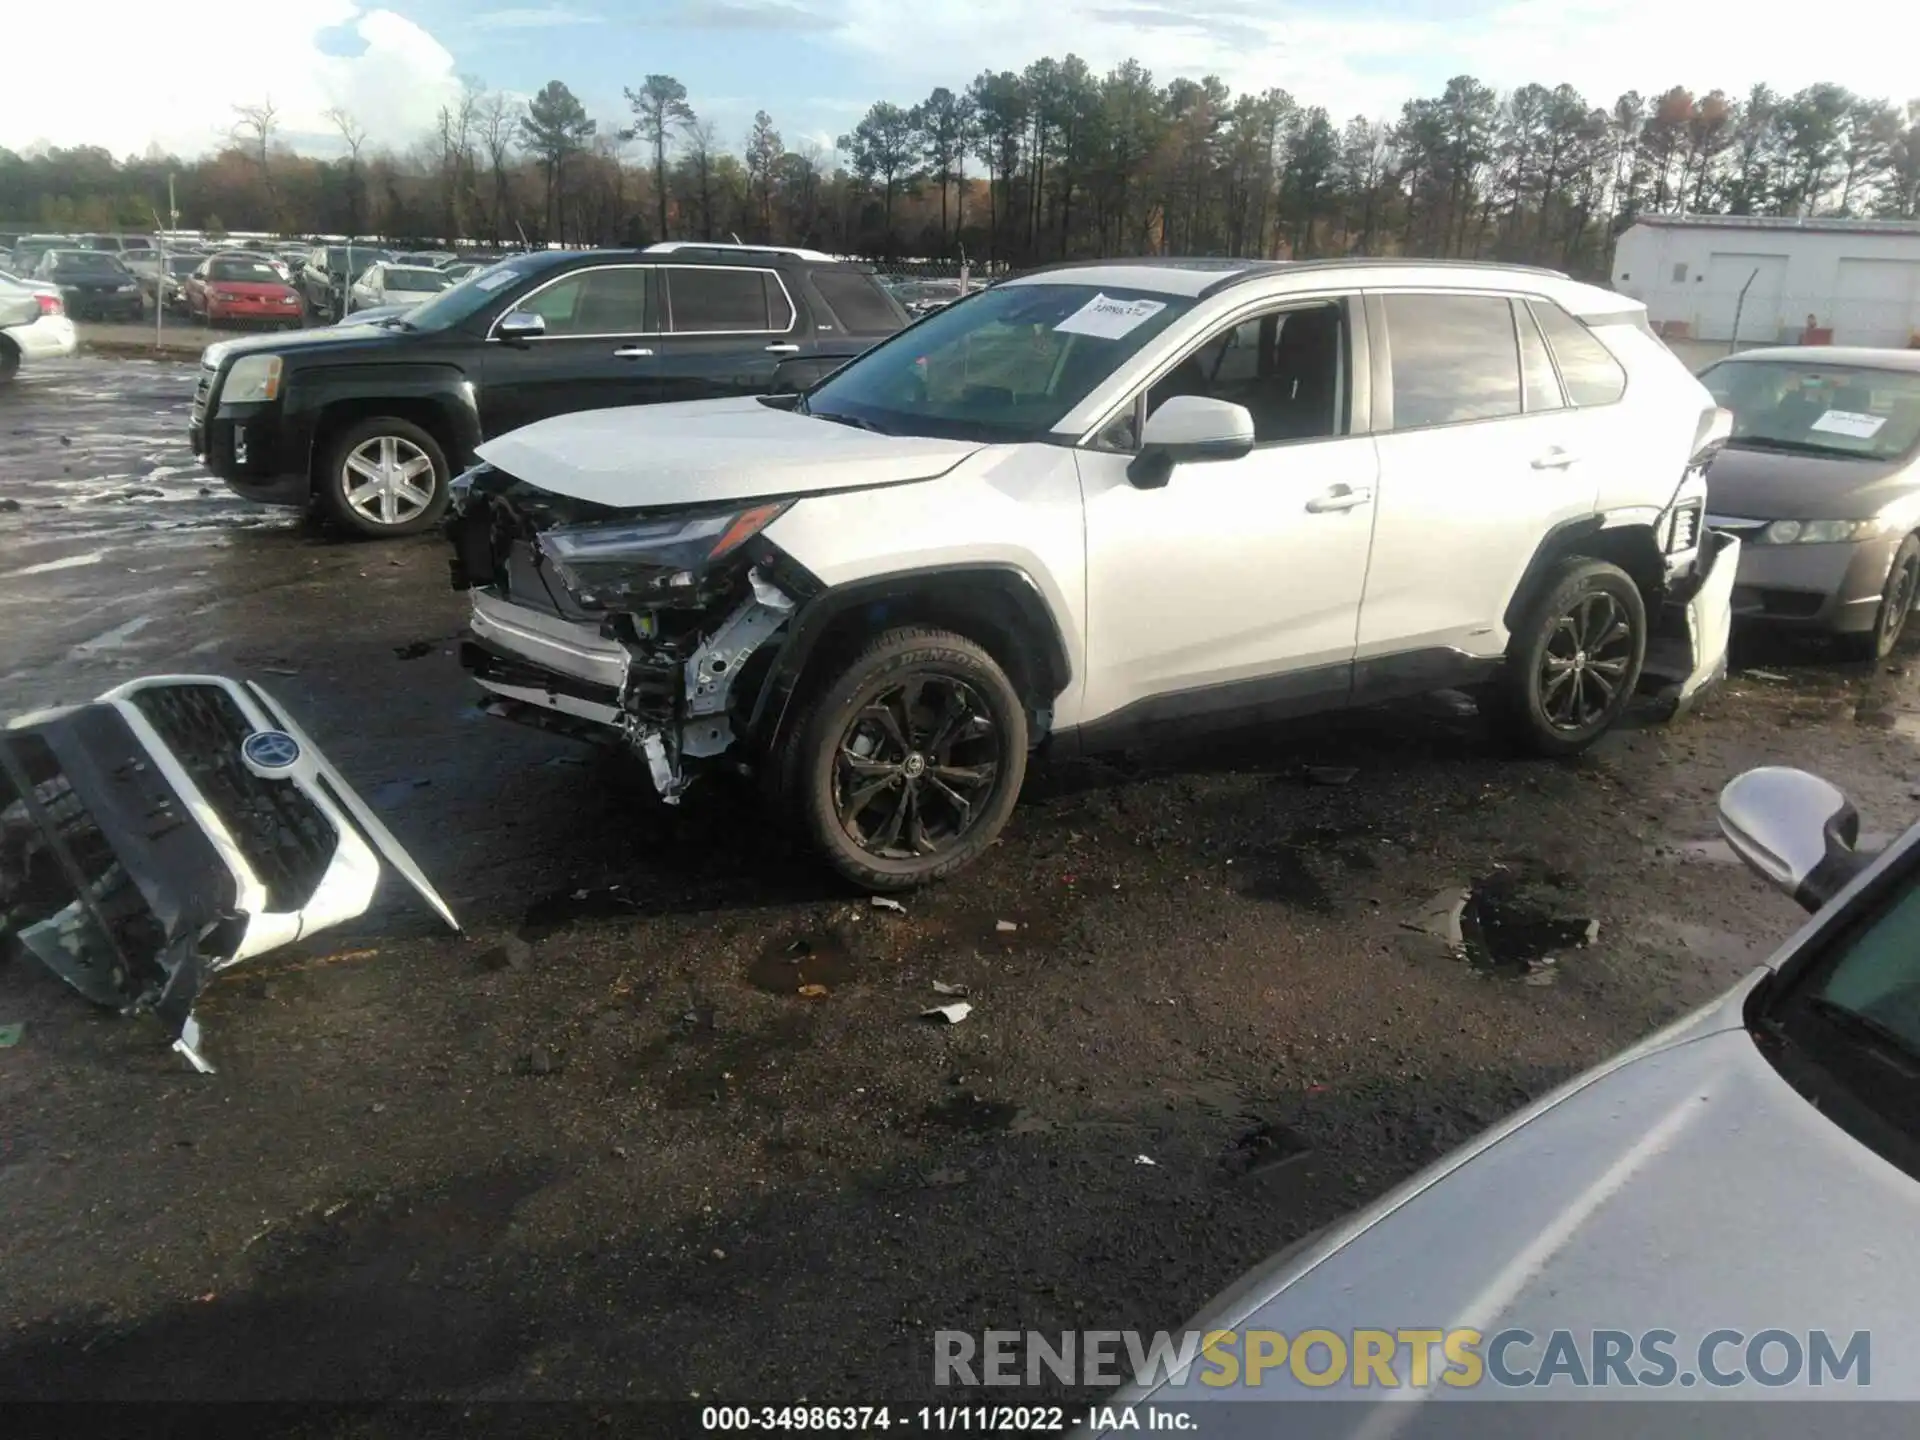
[4,63,1918,278]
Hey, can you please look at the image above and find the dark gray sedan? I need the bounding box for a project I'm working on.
[1700,347,1920,659]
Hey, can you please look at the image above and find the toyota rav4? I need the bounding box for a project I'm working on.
[445,257,1736,890]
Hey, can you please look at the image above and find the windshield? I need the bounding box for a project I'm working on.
[53,252,129,276]
[385,267,451,293]
[168,256,201,275]
[805,282,1196,442]
[208,257,283,283]
[1703,360,1920,463]
[400,260,528,331]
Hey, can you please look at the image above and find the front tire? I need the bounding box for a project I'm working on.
[1494,557,1647,757]
[790,627,1028,891]
[316,417,451,538]
[1846,534,1920,662]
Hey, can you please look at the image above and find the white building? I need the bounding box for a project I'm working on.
[1612,214,1920,348]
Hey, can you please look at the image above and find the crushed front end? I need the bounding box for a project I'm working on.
[445,465,815,799]
[1,676,459,1071]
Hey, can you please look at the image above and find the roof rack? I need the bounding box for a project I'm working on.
[1012,255,1571,298]
[641,242,839,263]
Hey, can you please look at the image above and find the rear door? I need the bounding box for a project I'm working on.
[1357,290,1596,681]
[654,264,794,402]
[479,263,660,435]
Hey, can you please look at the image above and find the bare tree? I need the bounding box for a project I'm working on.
[475,89,517,243]
[231,98,280,223]
[324,106,368,235]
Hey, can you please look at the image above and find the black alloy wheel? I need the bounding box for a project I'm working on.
[1539,590,1636,732]
[834,673,1000,859]
[1860,535,1920,662]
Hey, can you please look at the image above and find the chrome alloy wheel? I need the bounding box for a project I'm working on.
[341,434,437,527]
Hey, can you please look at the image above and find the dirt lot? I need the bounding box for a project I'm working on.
[2,356,1917,1410]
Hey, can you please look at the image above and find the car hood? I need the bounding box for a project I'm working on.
[474,397,986,508]
[1112,974,1920,1422]
[207,280,296,297]
[202,320,404,368]
[1706,445,1916,520]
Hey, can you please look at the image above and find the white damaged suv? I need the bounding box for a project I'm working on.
[446,258,1733,889]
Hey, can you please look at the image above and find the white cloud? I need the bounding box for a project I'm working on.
[469,6,605,30]
[0,3,464,159]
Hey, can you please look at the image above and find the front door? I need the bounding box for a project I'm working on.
[1075,297,1379,735]
[1357,290,1597,680]
[480,264,661,436]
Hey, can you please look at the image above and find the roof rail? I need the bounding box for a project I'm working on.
[1010,254,1571,298]
[641,241,839,263]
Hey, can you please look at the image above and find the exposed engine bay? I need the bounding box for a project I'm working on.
[446,464,817,800]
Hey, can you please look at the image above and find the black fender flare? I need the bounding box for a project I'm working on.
[287,364,484,471]
[745,560,1074,753]
[1502,513,1663,634]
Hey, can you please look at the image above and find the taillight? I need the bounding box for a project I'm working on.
[35,293,62,317]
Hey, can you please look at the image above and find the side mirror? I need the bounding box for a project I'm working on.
[1718,766,1869,912]
[495,310,546,344]
[1128,395,1255,489]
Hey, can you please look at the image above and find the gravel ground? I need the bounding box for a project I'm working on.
[2,357,1917,1411]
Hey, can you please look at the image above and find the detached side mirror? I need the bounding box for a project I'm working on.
[1127,395,1256,490]
[495,310,546,344]
[1718,766,1870,912]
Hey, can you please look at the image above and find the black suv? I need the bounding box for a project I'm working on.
[189,244,910,536]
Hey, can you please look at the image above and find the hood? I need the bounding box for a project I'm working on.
[202,319,403,369]
[1706,445,1917,520]
[207,280,296,297]
[474,396,985,508]
[1116,973,1920,1422]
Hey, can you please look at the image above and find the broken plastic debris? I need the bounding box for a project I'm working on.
[931,980,970,997]
[920,1002,972,1024]
[798,983,830,998]
[1133,1154,1158,1167]
[1744,669,1789,682]
[995,919,1018,933]
[870,895,907,913]
[1402,887,1469,946]
[0,1022,23,1048]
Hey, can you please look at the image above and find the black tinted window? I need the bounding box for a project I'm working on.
[1384,293,1521,429]
[667,267,776,332]
[811,270,903,336]
[1529,300,1628,406]
[1516,301,1564,412]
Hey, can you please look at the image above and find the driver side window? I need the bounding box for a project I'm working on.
[1097,301,1348,453]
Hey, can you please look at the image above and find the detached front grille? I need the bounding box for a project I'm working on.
[129,685,336,911]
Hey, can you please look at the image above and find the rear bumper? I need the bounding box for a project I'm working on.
[2,315,76,361]
[60,293,143,320]
[1,676,457,1069]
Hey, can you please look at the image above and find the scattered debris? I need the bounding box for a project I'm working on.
[1133,1154,1158,1167]
[920,1002,972,1024]
[0,499,19,513]
[1007,1110,1056,1136]
[1744,669,1789,683]
[0,1022,23,1048]
[931,980,970,997]
[1301,764,1359,787]
[711,1248,727,1261]
[392,640,434,661]
[1402,887,1469,946]
[994,919,1018,933]
[870,895,907,913]
[797,983,830,998]
[260,666,299,676]
[925,1167,969,1187]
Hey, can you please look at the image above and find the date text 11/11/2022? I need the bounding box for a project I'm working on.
[699,1405,1190,1431]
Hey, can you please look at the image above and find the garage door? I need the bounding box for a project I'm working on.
[1831,259,1920,348]
[1696,252,1788,343]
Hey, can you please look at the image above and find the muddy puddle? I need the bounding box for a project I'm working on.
[1455,869,1597,983]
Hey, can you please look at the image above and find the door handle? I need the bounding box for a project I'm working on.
[613,346,654,359]
[1531,449,1581,469]
[764,343,801,355]
[1305,484,1373,513]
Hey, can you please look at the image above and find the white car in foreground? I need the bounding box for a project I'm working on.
[447,257,1736,889]
[0,272,77,381]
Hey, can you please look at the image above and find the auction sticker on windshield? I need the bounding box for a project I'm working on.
[1055,293,1168,340]
[1810,409,1887,439]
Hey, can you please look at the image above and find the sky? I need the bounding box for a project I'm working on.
[2,0,1914,166]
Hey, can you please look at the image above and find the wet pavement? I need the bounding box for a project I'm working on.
[5,356,1920,1406]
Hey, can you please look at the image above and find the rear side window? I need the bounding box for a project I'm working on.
[666,266,784,333]
[1529,300,1628,406]
[1383,293,1522,429]
[1516,300,1564,412]
[809,269,905,336]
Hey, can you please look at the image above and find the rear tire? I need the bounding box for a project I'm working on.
[316,416,451,538]
[1493,557,1647,757]
[1844,534,1920,662]
[790,627,1027,891]
[0,338,20,384]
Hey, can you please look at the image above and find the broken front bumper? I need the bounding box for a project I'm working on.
[1645,530,1740,720]
[1,676,458,1070]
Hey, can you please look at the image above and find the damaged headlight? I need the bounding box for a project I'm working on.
[537,502,791,608]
